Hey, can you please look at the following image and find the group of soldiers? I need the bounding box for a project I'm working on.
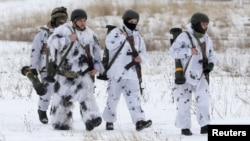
[24,6,215,136]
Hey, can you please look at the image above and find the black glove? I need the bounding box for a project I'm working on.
[203,63,214,73]
[30,69,38,76]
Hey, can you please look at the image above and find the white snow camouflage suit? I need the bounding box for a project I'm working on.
[169,23,215,129]
[30,25,54,112]
[102,25,148,124]
[47,22,103,129]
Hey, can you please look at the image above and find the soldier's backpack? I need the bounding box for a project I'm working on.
[97,25,126,80]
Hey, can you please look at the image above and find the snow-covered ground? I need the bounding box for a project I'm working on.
[0,0,250,141]
[0,40,249,141]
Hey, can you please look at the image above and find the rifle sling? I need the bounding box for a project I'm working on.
[103,28,126,73]
[193,34,209,84]
[55,41,75,73]
[193,35,208,60]
[183,31,209,78]
[55,27,75,74]
[104,39,126,73]
[183,31,195,74]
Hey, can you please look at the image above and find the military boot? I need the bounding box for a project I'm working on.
[135,120,152,131]
[38,109,48,124]
[181,129,193,136]
[106,122,114,130]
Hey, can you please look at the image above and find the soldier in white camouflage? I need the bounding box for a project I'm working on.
[102,9,152,131]
[29,6,68,124]
[169,12,215,136]
[47,9,103,130]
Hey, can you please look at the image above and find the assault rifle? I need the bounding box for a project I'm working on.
[124,31,143,95]
[85,44,94,71]
[81,44,94,75]
[199,42,210,84]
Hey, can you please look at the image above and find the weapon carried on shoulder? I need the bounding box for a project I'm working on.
[170,28,186,84]
[124,29,143,95]
[21,66,47,96]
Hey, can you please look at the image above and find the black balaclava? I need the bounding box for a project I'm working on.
[190,12,209,34]
[192,22,207,34]
[124,19,137,31]
[122,9,139,31]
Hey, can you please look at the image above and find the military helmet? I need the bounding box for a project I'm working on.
[51,6,68,20]
[71,9,87,22]
[122,9,139,21]
[190,12,209,24]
